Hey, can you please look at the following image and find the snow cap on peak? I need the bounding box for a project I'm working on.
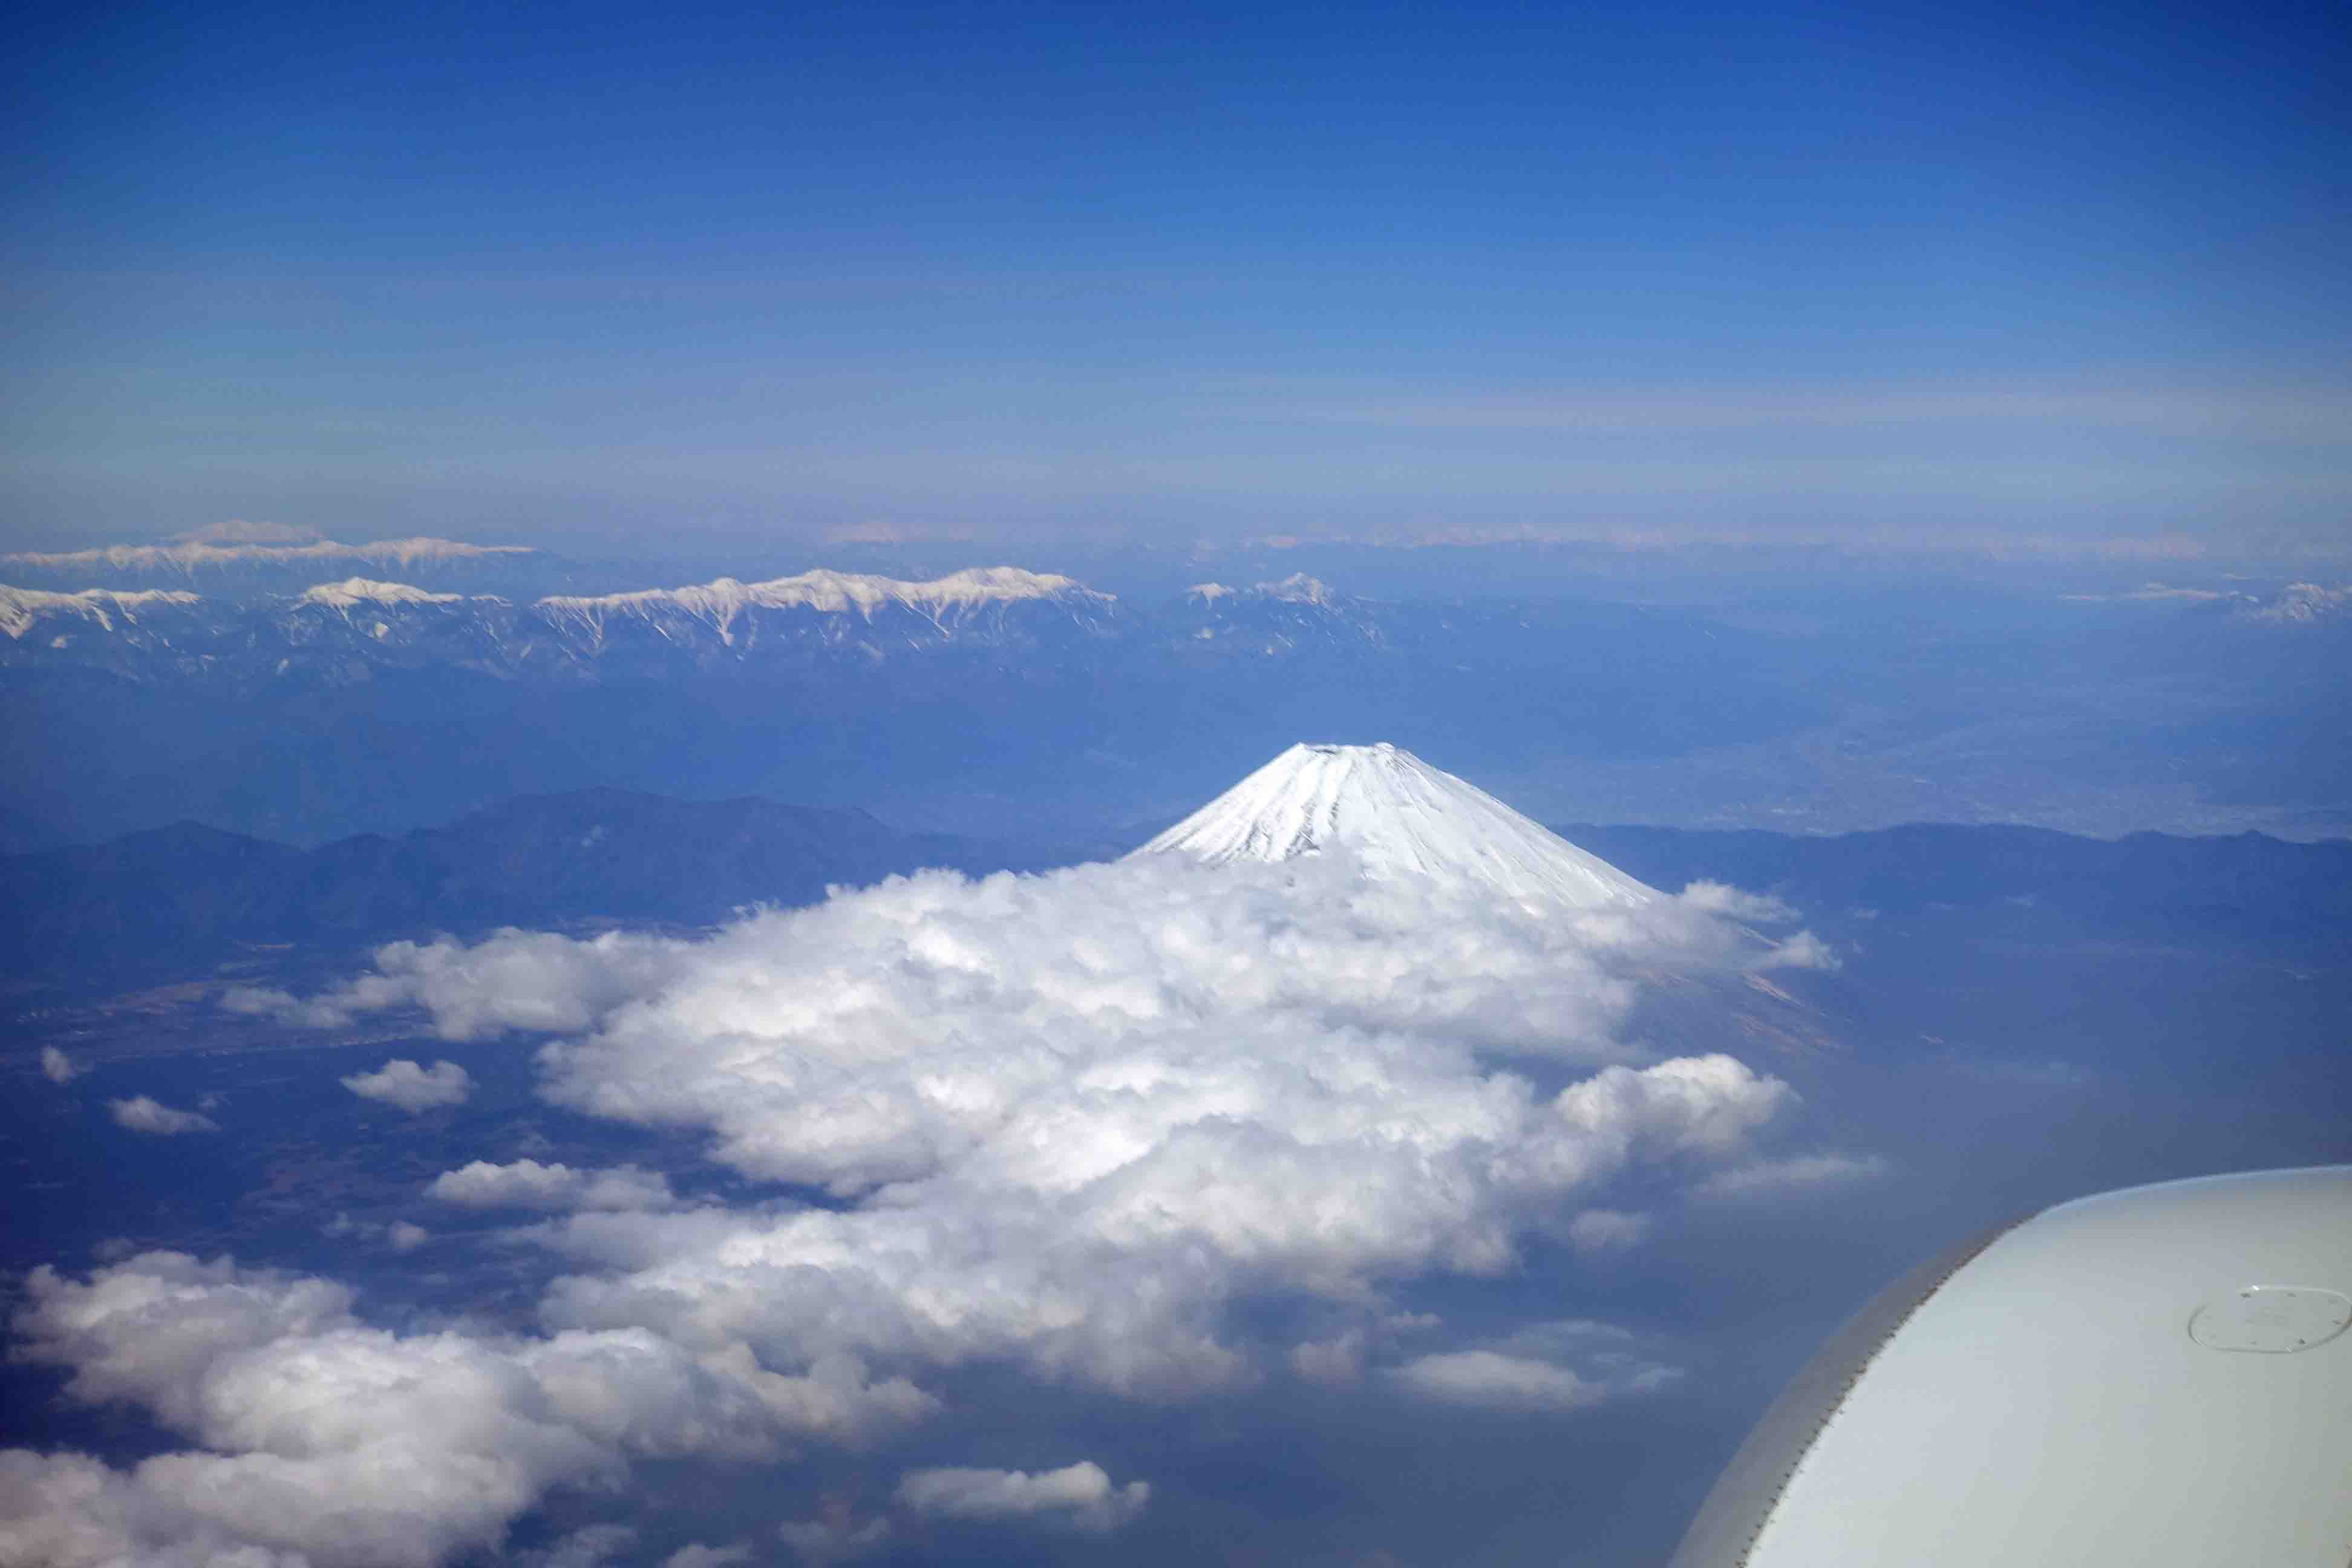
[297,578,466,610]
[1130,742,1656,910]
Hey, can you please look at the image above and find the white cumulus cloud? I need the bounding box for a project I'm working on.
[236,930,699,1038]
[1678,880,1800,923]
[776,1506,892,1564]
[244,857,1800,1401]
[1387,1319,1682,1413]
[894,1460,1149,1533]
[40,1046,76,1085]
[1388,1350,1604,1412]
[665,1544,755,1568]
[426,1158,678,1213]
[4,1252,935,1568]
[341,1058,473,1113]
[521,1524,639,1568]
[106,1096,217,1136]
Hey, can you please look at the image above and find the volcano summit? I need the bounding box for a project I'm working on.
[1131,742,1658,911]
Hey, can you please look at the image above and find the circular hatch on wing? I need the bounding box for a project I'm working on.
[2189,1285,2351,1354]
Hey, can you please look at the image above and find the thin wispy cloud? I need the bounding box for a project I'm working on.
[1697,1152,1891,1201]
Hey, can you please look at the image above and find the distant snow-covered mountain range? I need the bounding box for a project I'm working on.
[0,560,1852,852]
[6,549,2345,855]
[0,566,1419,684]
[15,557,2337,691]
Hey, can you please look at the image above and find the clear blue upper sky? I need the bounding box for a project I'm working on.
[6,0,2347,556]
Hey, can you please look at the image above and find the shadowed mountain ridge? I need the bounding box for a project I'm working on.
[0,789,1083,987]
[9,791,2349,997]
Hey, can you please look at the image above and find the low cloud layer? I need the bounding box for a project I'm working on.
[11,852,1834,1562]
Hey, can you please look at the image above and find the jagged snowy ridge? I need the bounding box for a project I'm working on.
[1132,742,1659,910]
[1187,573,1339,606]
[535,567,1112,644]
[0,562,1399,679]
[0,586,201,639]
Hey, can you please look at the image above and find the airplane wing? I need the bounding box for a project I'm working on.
[1669,1166,2352,1567]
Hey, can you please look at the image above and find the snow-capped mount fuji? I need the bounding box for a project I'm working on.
[1131,742,1659,910]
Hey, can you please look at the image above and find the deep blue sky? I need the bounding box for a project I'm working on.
[6,0,2348,555]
